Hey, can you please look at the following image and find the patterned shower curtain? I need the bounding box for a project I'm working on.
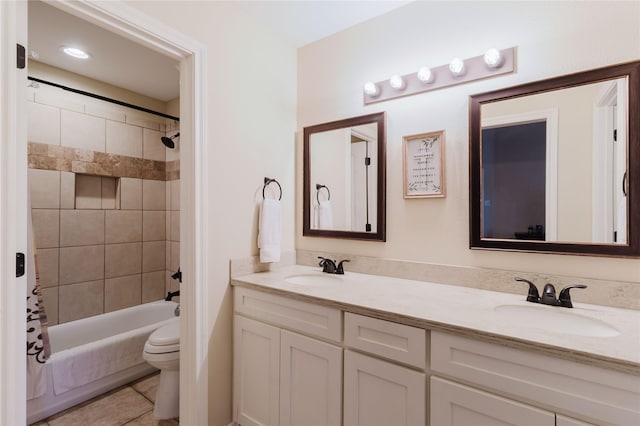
[26,202,51,400]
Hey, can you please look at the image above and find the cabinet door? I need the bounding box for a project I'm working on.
[430,377,555,426]
[234,316,281,426]
[344,350,425,426]
[280,331,342,426]
[556,415,597,426]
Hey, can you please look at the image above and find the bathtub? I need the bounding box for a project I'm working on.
[27,300,178,424]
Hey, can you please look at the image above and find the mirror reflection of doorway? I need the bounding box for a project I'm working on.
[482,122,547,240]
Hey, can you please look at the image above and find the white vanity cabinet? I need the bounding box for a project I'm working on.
[430,331,639,426]
[343,312,427,426]
[233,288,342,426]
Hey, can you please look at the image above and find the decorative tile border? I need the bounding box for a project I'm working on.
[28,142,166,181]
[166,160,180,181]
[293,250,639,311]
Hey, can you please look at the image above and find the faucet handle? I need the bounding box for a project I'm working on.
[558,284,587,308]
[515,277,540,303]
[336,259,350,275]
[317,256,337,273]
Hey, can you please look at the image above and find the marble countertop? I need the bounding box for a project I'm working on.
[231,265,640,374]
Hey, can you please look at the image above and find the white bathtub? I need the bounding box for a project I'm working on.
[27,300,178,424]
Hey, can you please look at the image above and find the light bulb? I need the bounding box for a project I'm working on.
[483,48,503,68]
[417,66,433,83]
[363,81,379,96]
[389,74,405,90]
[449,57,465,76]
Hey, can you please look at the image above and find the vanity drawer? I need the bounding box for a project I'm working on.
[344,312,426,369]
[234,287,342,342]
[431,331,640,425]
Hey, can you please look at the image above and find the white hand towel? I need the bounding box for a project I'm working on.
[318,200,333,229]
[258,198,282,263]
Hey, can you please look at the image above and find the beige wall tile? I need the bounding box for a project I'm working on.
[165,241,171,273]
[37,248,59,288]
[170,241,180,272]
[58,280,104,323]
[143,210,166,242]
[127,114,162,131]
[85,102,127,123]
[28,101,60,145]
[75,174,102,209]
[105,274,141,312]
[29,169,60,209]
[165,210,171,242]
[60,171,75,209]
[165,181,171,210]
[36,87,84,113]
[61,110,106,152]
[32,209,60,249]
[101,177,118,209]
[171,210,180,242]
[106,121,143,158]
[142,271,165,303]
[142,179,165,210]
[142,128,165,161]
[60,210,105,247]
[142,241,165,273]
[170,179,180,211]
[120,177,142,210]
[105,242,142,278]
[105,210,142,244]
[59,245,105,285]
[40,287,59,326]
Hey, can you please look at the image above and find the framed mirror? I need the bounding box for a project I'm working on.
[303,112,386,241]
[470,61,639,257]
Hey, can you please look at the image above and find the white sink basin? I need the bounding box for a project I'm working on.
[285,274,343,286]
[494,304,620,337]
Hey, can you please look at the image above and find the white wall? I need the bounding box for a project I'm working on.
[297,1,640,282]
[124,2,297,425]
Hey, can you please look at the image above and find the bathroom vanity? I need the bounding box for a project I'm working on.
[231,266,640,426]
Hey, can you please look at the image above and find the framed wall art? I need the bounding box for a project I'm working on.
[403,130,446,198]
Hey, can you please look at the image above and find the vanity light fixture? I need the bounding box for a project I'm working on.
[389,74,405,90]
[448,57,465,76]
[363,47,516,105]
[363,81,379,96]
[483,48,503,68]
[417,66,434,83]
[61,46,91,59]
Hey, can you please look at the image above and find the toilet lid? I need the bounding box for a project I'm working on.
[148,318,180,346]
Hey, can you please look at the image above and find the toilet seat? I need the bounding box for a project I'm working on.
[144,319,180,354]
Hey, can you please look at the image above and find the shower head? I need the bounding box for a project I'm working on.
[161,132,180,149]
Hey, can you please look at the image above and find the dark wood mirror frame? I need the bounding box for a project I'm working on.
[470,61,640,257]
[303,112,386,241]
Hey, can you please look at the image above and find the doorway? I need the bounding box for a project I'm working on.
[0,1,208,424]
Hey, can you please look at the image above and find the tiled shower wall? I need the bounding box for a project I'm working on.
[27,83,180,325]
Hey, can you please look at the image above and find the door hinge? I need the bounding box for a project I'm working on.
[16,44,25,69]
[16,253,25,277]
[613,129,617,142]
[364,157,371,166]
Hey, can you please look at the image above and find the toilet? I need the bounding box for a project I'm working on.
[143,318,180,419]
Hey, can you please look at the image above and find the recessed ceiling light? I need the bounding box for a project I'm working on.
[61,46,91,59]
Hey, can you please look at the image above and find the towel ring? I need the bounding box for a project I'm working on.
[263,177,282,200]
[316,184,331,204]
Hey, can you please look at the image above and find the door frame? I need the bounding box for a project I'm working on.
[0,1,209,424]
[482,109,559,241]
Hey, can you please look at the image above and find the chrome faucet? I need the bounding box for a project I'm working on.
[318,257,350,274]
[515,277,586,308]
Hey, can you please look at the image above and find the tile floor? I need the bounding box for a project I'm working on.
[31,373,179,426]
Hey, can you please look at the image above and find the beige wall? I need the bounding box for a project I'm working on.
[124,2,297,426]
[297,1,640,283]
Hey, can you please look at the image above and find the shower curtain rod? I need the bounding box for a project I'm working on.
[27,76,180,122]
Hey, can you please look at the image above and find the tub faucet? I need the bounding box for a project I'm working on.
[165,290,180,301]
